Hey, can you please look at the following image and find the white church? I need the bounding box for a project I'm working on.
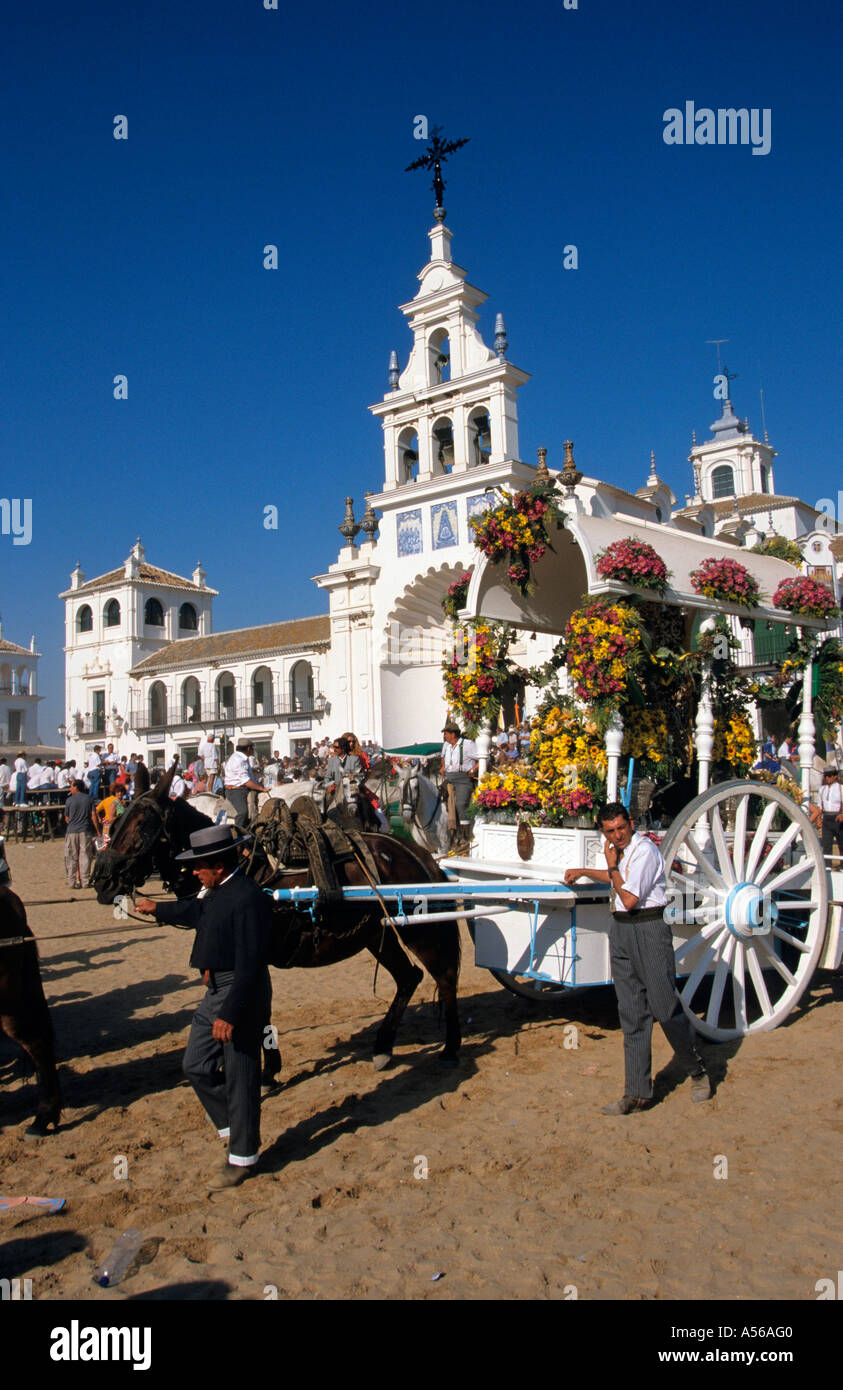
[59,212,843,771]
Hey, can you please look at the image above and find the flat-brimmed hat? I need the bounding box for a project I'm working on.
[442,719,461,735]
[823,766,839,776]
[236,738,254,751]
[175,825,252,862]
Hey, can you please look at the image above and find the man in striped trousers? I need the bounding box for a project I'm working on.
[565,802,711,1113]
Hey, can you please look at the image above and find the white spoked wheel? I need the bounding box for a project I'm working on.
[660,779,828,1040]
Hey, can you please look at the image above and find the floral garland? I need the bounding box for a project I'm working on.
[441,621,516,737]
[441,568,473,620]
[621,708,670,773]
[772,575,840,621]
[470,479,565,596]
[712,713,756,775]
[474,700,607,825]
[596,538,670,594]
[689,557,761,609]
[561,599,642,710]
[751,535,803,569]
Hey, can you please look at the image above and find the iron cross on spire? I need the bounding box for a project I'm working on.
[406,125,470,221]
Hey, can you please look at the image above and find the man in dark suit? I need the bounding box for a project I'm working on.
[136,825,274,1190]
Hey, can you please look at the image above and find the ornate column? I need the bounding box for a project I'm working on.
[798,630,816,804]
[604,710,624,801]
[476,721,493,776]
[695,614,716,795]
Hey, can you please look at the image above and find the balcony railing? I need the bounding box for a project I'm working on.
[127,696,323,733]
[77,715,108,735]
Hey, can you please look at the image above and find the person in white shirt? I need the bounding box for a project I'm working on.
[812,767,843,860]
[170,770,188,799]
[198,735,219,776]
[224,739,264,831]
[564,801,710,1113]
[13,754,28,805]
[441,719,478,824]
[0,758,11,804]
[27,760,45,792]
[87,747,103,801]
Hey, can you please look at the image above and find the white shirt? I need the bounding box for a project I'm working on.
[14,757,27,776]
[27,765,44,788]
[170,775,186,798]
[198,738,218,770]
[820,781,842,814]
[224,751,253,787]
[87,752,102,771]
[57,767,71,790]
[0,765,11,789]
[615,832,667,909]
[263,761,279,788]
[442,738,478,773]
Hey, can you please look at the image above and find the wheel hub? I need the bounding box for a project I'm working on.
[724,880,778,938]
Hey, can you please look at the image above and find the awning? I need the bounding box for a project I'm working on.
[462,505,829,636]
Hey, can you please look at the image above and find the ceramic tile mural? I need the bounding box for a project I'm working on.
[466,493,491,523]
[396,508,423,556]
[431,500,459,549]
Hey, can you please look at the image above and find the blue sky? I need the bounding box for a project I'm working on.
[1,0,840,736]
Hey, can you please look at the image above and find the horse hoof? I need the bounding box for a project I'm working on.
[437,1056,459,1070]
[373,1053,392,1072]
[24,1119,52,1138]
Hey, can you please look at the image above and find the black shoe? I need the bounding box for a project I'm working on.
[208,1162,254,1191]
[601,1095,651,1115]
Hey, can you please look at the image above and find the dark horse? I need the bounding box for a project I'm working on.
[92,771,461,1069]
[0,850,62,1135]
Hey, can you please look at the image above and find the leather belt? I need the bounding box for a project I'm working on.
[612,907,666,923]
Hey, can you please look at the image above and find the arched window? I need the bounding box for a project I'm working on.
[290,660,313,712]
[427,328,450,385]
[468,407,492,467]
[77,604,93,633]
[149,681,167,728]
[104,598,121,628]
[397,426,419,484]
[216,672,236,717]
[181,676,201,723]
[145,597,165,626]
[432,416,455,473]
[711,465,735,500]
[179,602,198,631]
[252,666,273,716]
[759,464,769,494]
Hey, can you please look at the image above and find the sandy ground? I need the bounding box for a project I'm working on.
[1,839,841,1303]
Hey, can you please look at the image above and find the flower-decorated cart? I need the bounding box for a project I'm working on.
[434,456,843,1039]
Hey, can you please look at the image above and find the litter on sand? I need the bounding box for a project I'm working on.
[0,1195,66,1213]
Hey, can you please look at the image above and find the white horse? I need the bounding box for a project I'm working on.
[398,759,452,856]
[188,780,323,826]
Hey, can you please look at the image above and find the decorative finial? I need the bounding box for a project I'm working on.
[494,313,508,359]
[559,440,582,493]
[692,429,697,446]
[405,125,470,223]
[647,449,658,484]
[360,492,379,541]
[535,446,549,482]
[339,497,361,545]
[388,350,400,390]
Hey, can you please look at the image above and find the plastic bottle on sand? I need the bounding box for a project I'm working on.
[94,1228,144,1287]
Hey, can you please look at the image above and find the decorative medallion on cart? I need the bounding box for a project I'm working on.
[432,500,458,550]
[396,508,423,557]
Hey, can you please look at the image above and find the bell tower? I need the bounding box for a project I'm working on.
[370,220,529,491]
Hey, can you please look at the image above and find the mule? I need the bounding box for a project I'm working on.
[0,852,62,1135]
[93,771,461,1069]
[398,759,452,856]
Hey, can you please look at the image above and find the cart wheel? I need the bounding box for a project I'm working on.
[660,778,828,1040]
[489,968,572,1002]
